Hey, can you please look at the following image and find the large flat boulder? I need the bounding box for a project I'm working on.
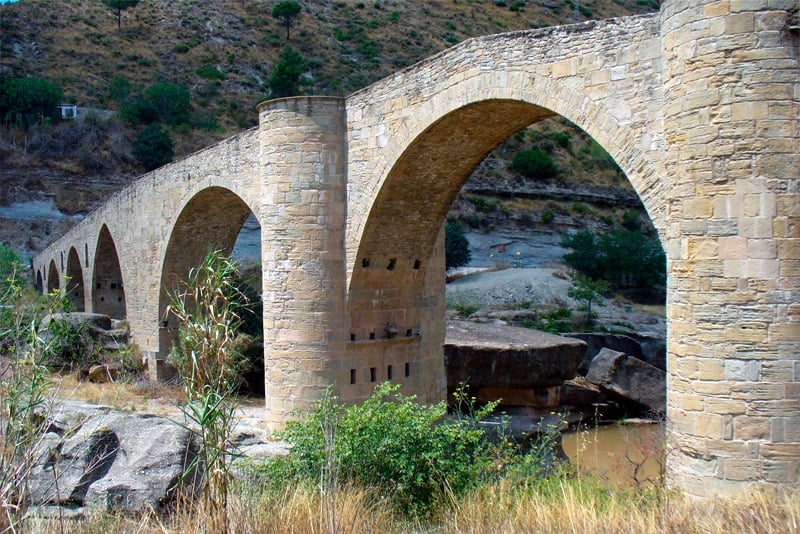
[585,348,666,414]
[444,320,586,392]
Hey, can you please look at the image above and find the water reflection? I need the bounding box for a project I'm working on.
[561,423,665,488]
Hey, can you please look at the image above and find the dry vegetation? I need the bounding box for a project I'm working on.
[26,479,800,533]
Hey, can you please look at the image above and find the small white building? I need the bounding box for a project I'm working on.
[58,104,78,120]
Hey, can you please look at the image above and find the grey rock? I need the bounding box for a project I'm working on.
[563,332,646,375]
[27,402,197,513]
[444,320,586,391]
[586,348,665,414]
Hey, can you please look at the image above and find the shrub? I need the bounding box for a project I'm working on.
[511,149,558,182]
[445,220,471,270]
[196,64,226,80]
[265,383,525,516]
[0,77,63,129]
[541,208,555,224]
[133,123,173,170]
[550,131,572,151]
[145,82,191,125]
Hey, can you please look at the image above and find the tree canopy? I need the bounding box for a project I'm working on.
[445,221,471,270]
[267,46,311,98]
[272,1,302,40]
[101,0,140,30]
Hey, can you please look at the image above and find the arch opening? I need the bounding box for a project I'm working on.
[65,247,85,312]
[47,260,59,293]
[92,225,126,319]
[158,186,263,394]
[36,270,43,293]
[348,98,666,425]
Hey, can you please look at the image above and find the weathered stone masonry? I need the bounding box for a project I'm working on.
[33,0,799,497]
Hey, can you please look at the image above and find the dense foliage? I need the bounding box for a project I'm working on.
[445,220,471,270]
[267,46,311,99]
[561,229,666,297]
[133,123,173,170]
[122,82,191,126]
[511,148,559,182]
[0,77,63,129]
[262,383,560,516]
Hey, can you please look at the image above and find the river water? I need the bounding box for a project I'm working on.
[561,423,665,487]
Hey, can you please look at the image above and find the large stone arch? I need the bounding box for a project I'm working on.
[65,247,85,312]
[346,72,665,284]
[92,225,126,319]
[47,260,59,292]
[157,186,259,355]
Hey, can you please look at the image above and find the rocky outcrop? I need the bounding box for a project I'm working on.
[564,332,666,374]
[444,320,586,408]
[27,401,198,514]
[585,348,665,414]
[41,313,128,351]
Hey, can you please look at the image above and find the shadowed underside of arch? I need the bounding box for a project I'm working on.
[66,247,85,312]
[47,260,59,292]
[157,186,255,351]
[93,225,126,319]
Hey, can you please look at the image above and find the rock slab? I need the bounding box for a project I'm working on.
[444,320,586,391]
[586,348,665,414]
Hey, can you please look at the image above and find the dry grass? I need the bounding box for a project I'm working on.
[442,479,799,534]
[26,478,798,534]
[49,373,185,415]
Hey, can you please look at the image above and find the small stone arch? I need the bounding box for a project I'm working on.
[92,225,126,319]
[35,269,43,293]
[157,186,259,356]
[47,260,59,292]
[65,247,85,312]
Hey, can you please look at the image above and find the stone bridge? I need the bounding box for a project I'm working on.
[33,0,799,497]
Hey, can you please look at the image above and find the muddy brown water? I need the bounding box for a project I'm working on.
[561,423,666,487]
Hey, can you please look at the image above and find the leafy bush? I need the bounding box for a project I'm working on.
[445,220,471,270]
[196,64,226,80]
[541,208,555,224]
[468,195,496,213]
[0,77,63,129]
[133,123,173,170]
[262,383,557,516]
[550,131,572,151]
[121,83,191,126]
[511,149,558,182]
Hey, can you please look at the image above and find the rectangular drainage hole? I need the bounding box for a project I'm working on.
[350,333,356,341]
[350,369,356,384]
[406,329,412,337]
[370,367,376,382]
[387,258,396,270]
[361,258,370,268]
[413,259,421,270]
[387,365,393,380]
[369,332,375,340]
[405,362,410,377]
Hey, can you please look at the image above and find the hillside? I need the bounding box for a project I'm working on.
[0,0,659,259]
